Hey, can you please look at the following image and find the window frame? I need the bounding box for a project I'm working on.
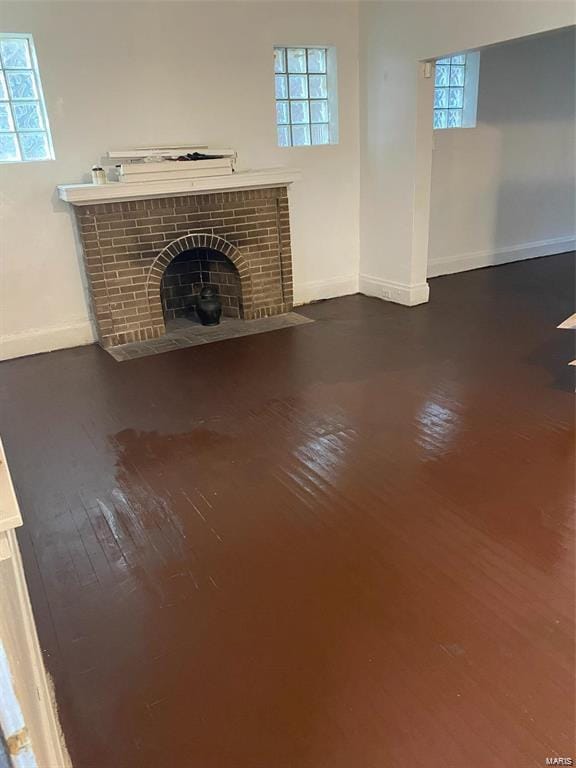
[273,45,339,148]
[0,32,55,163]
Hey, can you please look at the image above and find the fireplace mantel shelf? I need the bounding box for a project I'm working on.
[58,167,302,206]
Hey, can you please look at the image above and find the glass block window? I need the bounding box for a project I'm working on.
[433,54,468,129]
[0,34,54,162]
[274,47,333,147]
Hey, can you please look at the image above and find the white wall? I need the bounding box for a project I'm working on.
[428,27,576,277]
[0,1,360,359]
[358,1,575,304]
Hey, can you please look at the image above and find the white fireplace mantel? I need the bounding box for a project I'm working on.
[58,167,302,206]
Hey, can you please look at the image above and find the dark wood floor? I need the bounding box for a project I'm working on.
[1,253,574,768]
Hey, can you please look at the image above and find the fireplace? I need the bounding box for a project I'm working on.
[62,176,297,348]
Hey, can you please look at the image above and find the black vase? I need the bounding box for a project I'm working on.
[196,286,222,326]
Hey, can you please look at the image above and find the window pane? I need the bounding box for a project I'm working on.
[307,49,326,73]
[290,100,309,124]
[447,109,462,128]
[19,131,50,160]
[289,74,308,99]
[310,100,329,123]
[287,48,306,73]
[311,124,329,145]
[448,88,463,109]
[433,110,447,129]
[0,36,54,162]
[0,132,19,161]
[309,75,327,99]
[6,71,37,100]
[0,38,31,69]
[292,124,311,146]
[274,46,334,148]
[276,101,289,125]
[449,66,465,87]
[277,125,290,147]
[275,75,288,99]
[434,51,478,130]
[434,87,448,109]
[13,101,43,131]
[0,103,14,131]
[435,65,449,87]
[274,48,286,73]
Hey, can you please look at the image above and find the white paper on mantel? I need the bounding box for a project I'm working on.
[107,146,237,159]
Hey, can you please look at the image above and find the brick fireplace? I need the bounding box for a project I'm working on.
[69,183,295,348]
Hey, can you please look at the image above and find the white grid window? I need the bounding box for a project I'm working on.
[0,34,54,162]
[433,54,469,129]
[274,47,332,147]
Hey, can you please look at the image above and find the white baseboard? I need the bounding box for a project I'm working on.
[427,235,576,278]
[294,274,359,305]
[0,319,95,361]
[358,274,430,306]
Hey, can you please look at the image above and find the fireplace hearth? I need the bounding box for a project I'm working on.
[106,311,313,361]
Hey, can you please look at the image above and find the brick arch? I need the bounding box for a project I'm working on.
[145,233,254,334]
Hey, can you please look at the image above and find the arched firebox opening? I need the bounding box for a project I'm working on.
[160,248,243,325]
[146,233,255,338]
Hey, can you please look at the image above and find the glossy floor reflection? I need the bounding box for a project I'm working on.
[0,253,574,768]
